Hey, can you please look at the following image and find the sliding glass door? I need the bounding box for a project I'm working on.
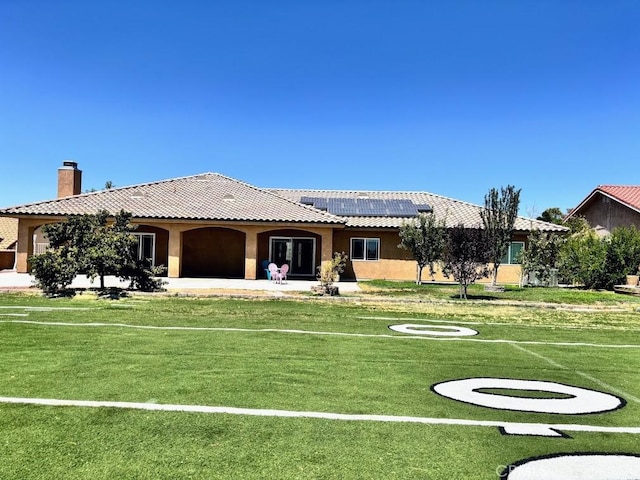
[269,237,316,277]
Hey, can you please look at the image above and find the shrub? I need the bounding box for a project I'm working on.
[30,250,78,296]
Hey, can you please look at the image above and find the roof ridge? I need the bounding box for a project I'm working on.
[236,181,345,222]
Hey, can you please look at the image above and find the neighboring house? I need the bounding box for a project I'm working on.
[565,185,640,236]
[0,162,567,284]
[0,217,18,270]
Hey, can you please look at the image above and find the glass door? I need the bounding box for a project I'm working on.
[269,237,316,277]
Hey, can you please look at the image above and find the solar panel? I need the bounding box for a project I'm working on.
[300,196,432,217]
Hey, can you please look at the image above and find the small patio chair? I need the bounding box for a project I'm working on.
[268,263,279,283]
[261,260,271,280]
[278,263,289,283]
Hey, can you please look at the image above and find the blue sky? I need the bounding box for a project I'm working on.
[1,1,638,217]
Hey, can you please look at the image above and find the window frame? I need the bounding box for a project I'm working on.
[350,237,380,261]
[132,232,156,266]
[500,241,525,265]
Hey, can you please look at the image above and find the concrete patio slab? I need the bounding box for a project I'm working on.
[0,271,361,293]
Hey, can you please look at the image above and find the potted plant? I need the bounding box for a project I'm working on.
[312,251,348,296]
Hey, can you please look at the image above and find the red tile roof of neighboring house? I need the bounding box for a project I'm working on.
[0,217,18,250]
[566,185,640,219]
[597,185,640,212]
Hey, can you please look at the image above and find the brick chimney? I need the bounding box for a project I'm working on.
[57,161,82,198]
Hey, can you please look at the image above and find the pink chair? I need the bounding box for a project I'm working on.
[268,263,279,283]
[278,264,289,283]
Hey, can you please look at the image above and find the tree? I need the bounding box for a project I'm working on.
[33,210,166,293]
[520,230,564,286]
[398,212,446,284]
[81,210,138,289]
[536,207,565,225]
[558,225,605,288]
[600,226,640,289]
[442,224,490,299]
[480,185,521,286]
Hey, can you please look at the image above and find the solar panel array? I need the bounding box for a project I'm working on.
[300,196,432,217]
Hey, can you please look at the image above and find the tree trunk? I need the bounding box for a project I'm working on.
[491,265,499,286]
[417,265,423,285]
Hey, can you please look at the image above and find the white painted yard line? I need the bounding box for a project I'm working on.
[0,395,638,435]
[358,316,640,332]
[510,343,566,369]
[2,319,639,349]
[510,343,640,404]
[0,313,29,317]
[574,370,640,405]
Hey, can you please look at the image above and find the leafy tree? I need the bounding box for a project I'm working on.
[536,207,565,225]
[82,210,138,289]
[557,225,603,288]
[601,226,640,289]
[557,224,640,290]
[564,215,591,235]
[519,230,564,286]
[442,224,490,299]
[33,210,165,292]
[480,185,521,285]
[398,212,446,284]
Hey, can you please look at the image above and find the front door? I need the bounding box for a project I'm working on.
[270,237,316,277]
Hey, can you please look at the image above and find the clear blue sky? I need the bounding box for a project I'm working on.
[1,0,638,217]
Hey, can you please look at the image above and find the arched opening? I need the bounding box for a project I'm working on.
[182,227,245,278]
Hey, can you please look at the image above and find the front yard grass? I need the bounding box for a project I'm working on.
[0,292,638,479]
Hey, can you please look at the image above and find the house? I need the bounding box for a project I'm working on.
[565,185,640,236]
[0,162,567,284]
[0,217,18,270]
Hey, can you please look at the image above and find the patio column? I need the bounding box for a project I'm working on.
[320,228,334,267]
[167,225,183,278]
[244,227,258,280]
[16,218,37,273]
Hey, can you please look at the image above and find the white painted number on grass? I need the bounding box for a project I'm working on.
[432,378,624,414]
[502,453,640,479]
[388,324,478,336]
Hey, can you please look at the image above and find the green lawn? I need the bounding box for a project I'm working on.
[0,292,639,479]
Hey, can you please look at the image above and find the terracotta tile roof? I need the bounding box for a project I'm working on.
[0,217,18,250]
[269,189,568,232]
[566,185,640,220]
[596,185,640,212]
[0,173,345,225]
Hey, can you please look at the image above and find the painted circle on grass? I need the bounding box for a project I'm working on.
[388,324,478,336]
[431,378,624,414]
[502,453,640,479]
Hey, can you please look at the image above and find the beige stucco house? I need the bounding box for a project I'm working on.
[0,162,567,284]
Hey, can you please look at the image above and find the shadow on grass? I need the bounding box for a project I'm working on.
[448,294,500,301]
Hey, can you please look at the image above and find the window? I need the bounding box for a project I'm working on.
[350,238,380,261]
[133,233,156,266]
[500,241,524,265]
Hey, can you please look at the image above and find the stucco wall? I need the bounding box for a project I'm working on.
[334,228,524,285]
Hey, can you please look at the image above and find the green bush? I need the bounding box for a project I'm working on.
[30,250,78,296]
